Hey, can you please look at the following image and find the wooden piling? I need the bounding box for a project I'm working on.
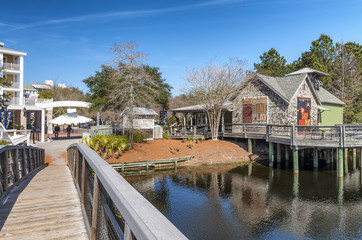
[293,146,298,174]
[326,149,330,164]
[338,147,343,178]
[285,145,289,161]
[277,143,281,163]
[313,148,318,169]
[269,142,273,167]
[344,148,349,174]
[248,138,252,153]
[352,148,356,171]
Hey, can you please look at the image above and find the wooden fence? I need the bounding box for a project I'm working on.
[0,145,45,201]
[67,143,187,240]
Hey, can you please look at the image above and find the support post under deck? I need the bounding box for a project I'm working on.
[352,148,356,171]
[313,148,318,169]
[344,148,349,174]
[269,142,273,167]
[293,146,298,174]
[285,145,289,161]
[277,143,281,163]
[248,138,252,153]
[338,147,344,178]
[326,149,330,164]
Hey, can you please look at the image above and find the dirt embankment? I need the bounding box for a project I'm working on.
[106,139,251,166]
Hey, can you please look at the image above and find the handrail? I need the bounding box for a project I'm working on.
[0,145,45,201]
[67,143,187,240]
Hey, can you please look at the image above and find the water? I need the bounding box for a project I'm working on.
[125,165,362,240]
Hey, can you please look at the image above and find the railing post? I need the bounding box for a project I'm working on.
[14,149,20,181]
[91,174,99,240]
[266,125,270,142]
[291,125,295,146]
[76,150,79,183]
[4,150,8,190]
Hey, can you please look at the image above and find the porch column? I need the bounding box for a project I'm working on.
[41,108,45,142]
[204,113,208,125]
[221,111,225,133]
[190,112,193,126]
[183,113,186,126]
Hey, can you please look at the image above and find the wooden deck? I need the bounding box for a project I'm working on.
[0,165,88,239]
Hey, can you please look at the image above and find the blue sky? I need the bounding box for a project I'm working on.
[1,0,361,95]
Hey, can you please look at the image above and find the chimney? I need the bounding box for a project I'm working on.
[0,42,4,47]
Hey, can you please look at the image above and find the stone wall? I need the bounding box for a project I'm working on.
[232,77,318,133]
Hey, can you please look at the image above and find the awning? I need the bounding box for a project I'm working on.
[318,106,331,111]
[49,113,93,125]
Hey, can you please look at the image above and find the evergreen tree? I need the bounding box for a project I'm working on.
[254,48,288,76]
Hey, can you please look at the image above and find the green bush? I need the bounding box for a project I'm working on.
[0,139,7,145]
[162,131,169,139]
[132,130,148,143]
[84,135,130,159]
[14,125,25,130]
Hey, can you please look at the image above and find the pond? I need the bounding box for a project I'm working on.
[125,164,362,240]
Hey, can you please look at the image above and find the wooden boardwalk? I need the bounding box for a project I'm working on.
[0,164,88,239]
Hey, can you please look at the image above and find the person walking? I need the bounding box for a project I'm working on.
[54,124,60,139]
[66,125,72,139]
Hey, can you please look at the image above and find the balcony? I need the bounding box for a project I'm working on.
[3,62,20,71]
[24,97,53,105]
[10,97,20,105]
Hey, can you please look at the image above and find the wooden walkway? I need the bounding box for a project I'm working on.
[0,161,87,239]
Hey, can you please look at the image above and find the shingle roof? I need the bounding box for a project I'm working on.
[316,87,345,105]
[257,73,308,103]
[171,101,233,112]
[286,67,329,77]
[120,107,157,116]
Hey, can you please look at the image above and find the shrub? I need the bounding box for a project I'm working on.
[86,135,130,159]
[0,139,7,145]
[163,131,169,139]
[132,130,148,143]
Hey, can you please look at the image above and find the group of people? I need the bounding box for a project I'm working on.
[53,124,72,139]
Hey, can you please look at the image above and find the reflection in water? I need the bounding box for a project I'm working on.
[126,165,362,240]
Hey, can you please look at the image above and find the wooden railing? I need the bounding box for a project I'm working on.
[3,62,20,71]
[67,143,187,240]
[164,124,210,138]
[0,145,45,201]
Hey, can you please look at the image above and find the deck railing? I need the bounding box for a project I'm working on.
[67,143,187,240]
[0,145,45,201]
[164,124,209,138]
[3,62,20,71]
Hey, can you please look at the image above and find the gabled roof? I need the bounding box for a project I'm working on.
[316,87,345,105]
[120,107,157,116]
[257,73,309,103]
[24,82,52,90]
[171,101,233,112]
[286,67,329,77]
[230,73,321,105]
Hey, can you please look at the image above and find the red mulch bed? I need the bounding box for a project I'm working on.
[106,139,251,166]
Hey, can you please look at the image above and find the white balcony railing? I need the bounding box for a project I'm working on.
[24,97,53,105]
[3,63,20,71]
[10,97,20,105]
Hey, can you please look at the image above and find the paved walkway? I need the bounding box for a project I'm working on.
[0,138,88,239]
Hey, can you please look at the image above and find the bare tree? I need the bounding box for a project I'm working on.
[185,58,246,140]
[109,42,158,148]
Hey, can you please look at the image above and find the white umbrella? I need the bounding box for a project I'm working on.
[49,113,93,125]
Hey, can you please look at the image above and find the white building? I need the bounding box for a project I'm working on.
[0,41,53,130]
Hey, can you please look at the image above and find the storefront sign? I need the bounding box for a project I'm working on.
[242,97,267,124]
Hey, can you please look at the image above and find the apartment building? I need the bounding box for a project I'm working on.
[0,41,52,130]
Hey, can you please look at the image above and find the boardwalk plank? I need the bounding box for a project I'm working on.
[0,165,88,239]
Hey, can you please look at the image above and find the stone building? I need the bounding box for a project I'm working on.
[231,68,344,132]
